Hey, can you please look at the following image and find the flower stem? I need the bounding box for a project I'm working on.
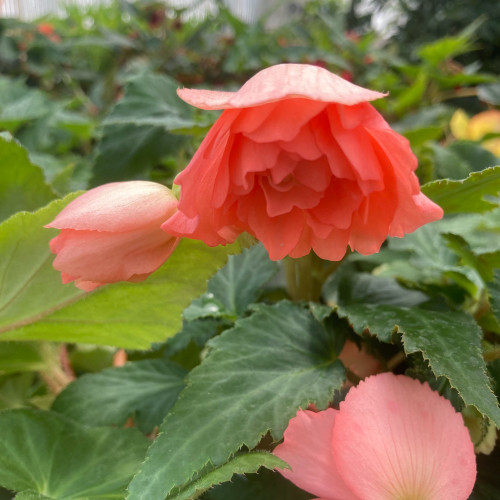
[284,252,343,302]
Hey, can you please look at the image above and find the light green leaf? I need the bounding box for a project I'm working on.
[15,492,53,500]
[0,342,47,375]
[0,196,236,348]
[0,409,148,499]
[337,304,500,426]
[53,359,187,433]
[0,136,57,222]
[167,452,287,500]
[421,166,500,214]
[127,301,345,500]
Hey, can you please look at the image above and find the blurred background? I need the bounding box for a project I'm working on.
[0,0,499,192]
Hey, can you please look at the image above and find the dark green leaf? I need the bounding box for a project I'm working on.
[0,409,148,498]
[202,469,313,500]
[53,359,186,433]
[337,304,500,426]
[323,270,428,308]
[184,244,278,320]
[167,452,287,500]
[91,73,196,185]
[127,301,345,500]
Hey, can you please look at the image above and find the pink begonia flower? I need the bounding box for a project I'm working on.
[274,373,476,500]
[46,181,179,291]
[162,64,443,261]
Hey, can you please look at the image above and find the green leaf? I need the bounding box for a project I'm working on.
[477,82,500,105]
[0,342,47,375]
[421,166,500,214]
[206,244,278,317]
[0,136,57,222]
[202,469,313,500]
[323,270,428,308]
[487,270,500,323]
[0,409,148,498]
[127,301,345,500]
[91,73,196,185]
[0,196,236,348]
[167,452,287,500]
[0,77,52,132]
[53,359,187,433]
[15,492,52,500]
[337,304,500,426]
[184,244,278,320]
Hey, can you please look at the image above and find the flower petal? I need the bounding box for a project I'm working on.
[46,181,177,232]
[274,409,359,500]
[177,64,386,110]
[332,373,476,500]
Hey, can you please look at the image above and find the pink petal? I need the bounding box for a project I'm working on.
[242,98,326,143]
[177,64,386,110]
[332,373,476,500]
[52,227,178,284]
[46,181,177,232]
[274,409,359,500]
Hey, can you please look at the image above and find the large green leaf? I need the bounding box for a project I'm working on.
[91,73,197,185]
[167,452,287,500]
[337,304,500,426]
[421,166,500,214]
[127,301,345,500]
[0,409,148,499]
[0,196,236,348]
[52,359,187,433]
[0,136,57,222]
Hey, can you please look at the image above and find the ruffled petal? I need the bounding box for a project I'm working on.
[274,409,359,500]
[177,64,386,110]
[332,373,476,500]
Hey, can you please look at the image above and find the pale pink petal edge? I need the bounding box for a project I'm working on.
[274,409,359,500]
[177,64,387,110]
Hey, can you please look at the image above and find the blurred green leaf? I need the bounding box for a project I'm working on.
[91,73,196,185]
[0,78,52,132]
[0,409,148,499]
[127,301,345,500]
[0,136,57,223]
[0,195,236,348]
[0,343,46,375]
[53,359,187,433]
[477,82,500,105]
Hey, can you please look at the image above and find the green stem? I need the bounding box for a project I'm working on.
[284,252,343,302]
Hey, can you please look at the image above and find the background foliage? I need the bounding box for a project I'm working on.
[0,0,500,498]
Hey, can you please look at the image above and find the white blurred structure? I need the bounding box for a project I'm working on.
[0,0,310,22]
